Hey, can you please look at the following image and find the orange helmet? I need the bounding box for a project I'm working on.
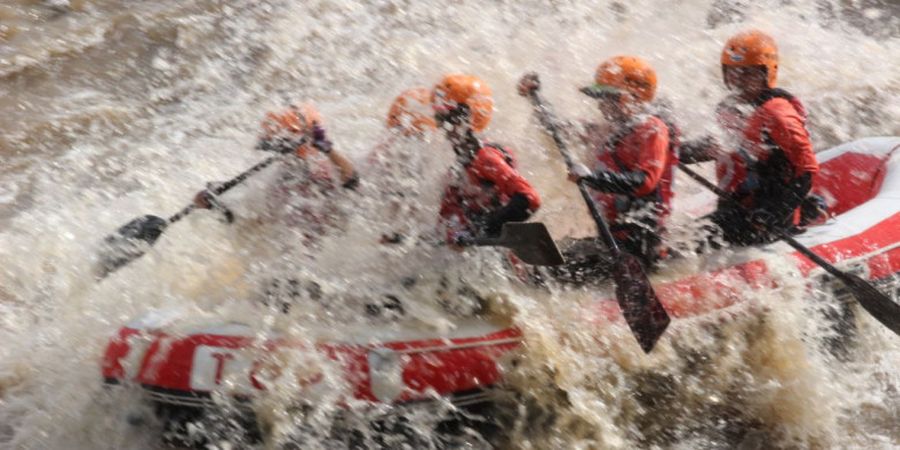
[431,74,493,132]
[721,30,778,88]
[581,56,657,104]
[261,103,322,137]
[386,88,437,135]
[260,103,322,157]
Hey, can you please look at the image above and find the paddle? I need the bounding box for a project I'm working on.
[520,79,671,353]
[95,151,289,279]
[472,222,564,266]
[677,162,900,336]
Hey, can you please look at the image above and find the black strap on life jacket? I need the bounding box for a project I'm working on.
[752,87,797,107]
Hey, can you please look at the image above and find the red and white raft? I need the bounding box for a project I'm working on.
[102,312,522,412]
[101,137,900,419]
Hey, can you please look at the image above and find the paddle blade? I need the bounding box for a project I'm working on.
[497,222,564,266]
[612,253,671,353]
[95,214,168,278]
[839,272,900,336]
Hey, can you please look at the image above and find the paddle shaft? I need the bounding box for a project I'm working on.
[166,153,283,224]
[526,91,622,256]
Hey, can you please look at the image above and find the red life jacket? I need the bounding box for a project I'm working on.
[439,143,540,236]
[715,89,819,215]
[592,115,679,229]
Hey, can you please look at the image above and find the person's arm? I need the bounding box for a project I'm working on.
[310,125,359,189]
[326,151,359,189]
[470,150,542,212]
[680,136,719,164]
[578,169,648,194]
[469,149,542,237]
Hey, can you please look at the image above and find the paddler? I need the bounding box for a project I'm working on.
[193,103,359,246]
[431,74,542,249]
[367,88,439,245]
[386,87,439,138]
[518,56,678,279]
[680,30,821,246]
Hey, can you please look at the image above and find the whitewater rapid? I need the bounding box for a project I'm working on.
[1,0,899,448]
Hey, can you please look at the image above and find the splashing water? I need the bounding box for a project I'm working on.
[1,0,899,448]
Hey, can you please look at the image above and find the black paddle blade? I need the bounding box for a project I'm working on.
[497,222,564,266]
[95,214,168,278]
[612,252,671,353]
[839,272,900,336]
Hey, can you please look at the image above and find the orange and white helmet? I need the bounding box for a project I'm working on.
[261,103,322,138]
[259,103,322,157]
[386,88,437,135]
[721,29,779,88]
[581,55,657,104]
[431,74,493,132]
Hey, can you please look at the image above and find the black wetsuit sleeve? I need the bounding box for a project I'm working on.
[679,138,716,164]
[582,170,647,195]
[481,193,532,237]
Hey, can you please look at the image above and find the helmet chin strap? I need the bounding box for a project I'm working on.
[452,129,481,163]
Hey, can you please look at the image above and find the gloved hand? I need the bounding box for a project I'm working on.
[193,182,223,209]
[799,194,829,226]
[748,209,775,230]
[517,72,541,97]
[341,173,360,190]
[576,168,647,194]
[311,125,333,154]
[567,163,592,182]
[193,190,214,209]
[193,183,233,223]
[451,230,476,248]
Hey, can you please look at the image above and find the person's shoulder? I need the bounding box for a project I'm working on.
[644,114,667,127]
[759,96,804,122]
[469,145,515,175]
[635,115,669,137]
[478,143,512,161]
[760,95,794,109]
[757,88,803,111]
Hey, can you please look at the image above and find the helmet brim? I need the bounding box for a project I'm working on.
[580,84,624,99]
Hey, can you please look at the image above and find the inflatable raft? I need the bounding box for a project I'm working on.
[100,137,900,441]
